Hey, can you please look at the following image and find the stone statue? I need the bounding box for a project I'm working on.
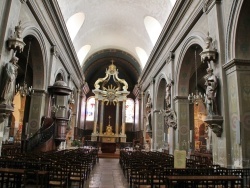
[205,68,218,115]
[67,107,73,130]
[165,82,172,108]
[0,56,19,106]
[162,108,177,130]
[145,96,152,132]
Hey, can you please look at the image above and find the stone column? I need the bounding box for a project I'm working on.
[174,96,190,152]
[121,99,126,135]
[99,100,104,134]
[93,98,99,134]
[28,90,46,135]
[74,90,80,129]
[115,101,120,135]
[223,59,250,168]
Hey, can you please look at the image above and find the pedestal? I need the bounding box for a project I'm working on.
[204,115,223,137]
[91,133,99,141]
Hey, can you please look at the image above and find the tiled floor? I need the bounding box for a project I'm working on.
[84,158,129,188]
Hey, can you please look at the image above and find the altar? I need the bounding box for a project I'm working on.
[101,137,117,153]
[99,124,118,153]
[90,63,128,152]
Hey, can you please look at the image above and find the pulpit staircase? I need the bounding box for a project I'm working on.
[25,117,56,152]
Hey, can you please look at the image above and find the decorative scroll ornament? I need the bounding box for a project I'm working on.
[94,60,129,105]
[159,109,177,130]
[94,61,128,91]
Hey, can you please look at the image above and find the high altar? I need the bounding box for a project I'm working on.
[91,62,130,152]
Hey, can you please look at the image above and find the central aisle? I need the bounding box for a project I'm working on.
[84,158,129,188]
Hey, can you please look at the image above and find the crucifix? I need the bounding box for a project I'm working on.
[108,115,111,125]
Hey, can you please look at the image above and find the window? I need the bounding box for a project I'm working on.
[86,97,95,121]
[66,12,85,41]
[77,45,91,66]
[125,98,134,123]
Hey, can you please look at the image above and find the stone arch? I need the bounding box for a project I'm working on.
[14,24,48,135]
[234,0,250,59]
[155,73,168,110]
[22,25,47,90]
[176,33,206,97]
[226,0,245,60]
[175,34,209,151]
[155,75,167,149]
[54,69,68,83]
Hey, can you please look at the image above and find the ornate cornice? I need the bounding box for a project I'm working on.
[223,59,250,71]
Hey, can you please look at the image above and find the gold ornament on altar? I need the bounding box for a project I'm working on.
[104,116,114,135]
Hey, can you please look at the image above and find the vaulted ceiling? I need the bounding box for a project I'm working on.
[57,0,176,91]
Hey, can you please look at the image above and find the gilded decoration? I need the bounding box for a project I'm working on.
[94,61,129,105]
[104,116,114,136]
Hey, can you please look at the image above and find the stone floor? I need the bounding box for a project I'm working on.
[84,158,129,188]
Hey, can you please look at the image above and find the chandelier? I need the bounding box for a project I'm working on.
[188,48,205,105]
[16,39,33,97]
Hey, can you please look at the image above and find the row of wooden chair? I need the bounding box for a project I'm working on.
[0,147,98,188]
[120,150,250,188]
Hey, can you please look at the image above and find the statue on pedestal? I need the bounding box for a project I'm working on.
[0,56,19,107]
[204,68,218,116]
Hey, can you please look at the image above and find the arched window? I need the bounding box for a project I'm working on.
[125,98,134,123]
[144,16,162,46]
[135,47,148,69]
[86,97,95,121]
[66,12,85,41]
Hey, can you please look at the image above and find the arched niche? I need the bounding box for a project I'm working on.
[15,32,46,135]
[228,0,250,60]
[176,40,209,151]
[155,77,167,149]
